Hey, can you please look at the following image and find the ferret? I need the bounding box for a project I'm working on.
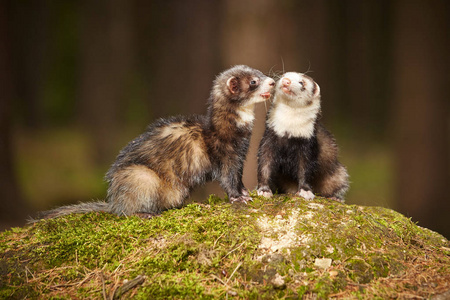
[36,65,275,219]
[257,72,349,201]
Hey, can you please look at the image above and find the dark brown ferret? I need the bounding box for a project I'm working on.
[257,72,349,201]
[36,65,275,219]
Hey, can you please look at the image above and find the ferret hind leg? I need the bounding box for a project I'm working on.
[107,165,186,215]
[313,164,349,201]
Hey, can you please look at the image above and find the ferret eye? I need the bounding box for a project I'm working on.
[299,81,304,86]
[249,78,259,90]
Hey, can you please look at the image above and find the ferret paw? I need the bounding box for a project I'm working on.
[296,189,315,200]
[241,188,250,196]
[230,195,252,204]
[257,188,273,198]
[329,196,345,203]
[134,212,159,219]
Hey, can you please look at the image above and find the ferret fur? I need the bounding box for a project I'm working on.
[36,65,275,219]
[257,72,349,201]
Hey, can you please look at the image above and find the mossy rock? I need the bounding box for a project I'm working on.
[1,194,449,299]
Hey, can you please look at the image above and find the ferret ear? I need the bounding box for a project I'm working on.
[313,82,320,97]
[226,77,239,94]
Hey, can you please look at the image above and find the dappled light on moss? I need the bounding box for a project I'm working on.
[1,194,449,299]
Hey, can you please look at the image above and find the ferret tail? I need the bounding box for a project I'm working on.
[28,201,111,223]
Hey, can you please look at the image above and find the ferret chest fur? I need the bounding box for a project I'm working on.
[236,103,256,127]
[267,100,320,139]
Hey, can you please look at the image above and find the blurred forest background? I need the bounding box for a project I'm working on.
[1,0,449,238]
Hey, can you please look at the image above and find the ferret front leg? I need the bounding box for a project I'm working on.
[257,162,274,198]
[295,167,315,200]
[237,162,250,197]
[220,166,252,204]
[256,147,274,198]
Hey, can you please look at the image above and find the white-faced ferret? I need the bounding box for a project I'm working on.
[257,72,349,201]
[36,65,275,219]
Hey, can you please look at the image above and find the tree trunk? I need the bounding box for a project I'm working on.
[78,0,134,165]
[0,2,31,229]
[9,0,49,128]
[392,0,450,238]
[135,0,221,118]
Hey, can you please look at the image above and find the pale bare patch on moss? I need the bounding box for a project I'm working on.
[257,209,311,254]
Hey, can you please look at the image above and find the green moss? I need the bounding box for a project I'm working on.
[345,258,374,284]
[1,194,449,299]
[314,274,334,298]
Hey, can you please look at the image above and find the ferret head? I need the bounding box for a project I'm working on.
[267,72,321,138]
[275,72,320,107]
[212,65,275,107]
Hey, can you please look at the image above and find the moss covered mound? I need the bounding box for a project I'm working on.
[1,194,449,299]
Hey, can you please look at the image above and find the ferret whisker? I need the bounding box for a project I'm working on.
[304,61,313,74]
[280,56,285,74]
[273,72,283,81]
[268,64,277,78]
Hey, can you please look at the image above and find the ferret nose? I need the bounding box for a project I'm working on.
[282,78,291,87]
